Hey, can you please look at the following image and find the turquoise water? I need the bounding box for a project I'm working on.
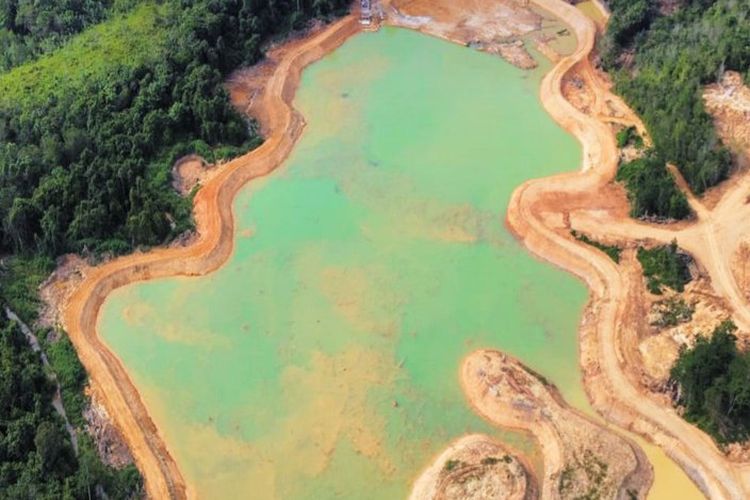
[100,27,592,498]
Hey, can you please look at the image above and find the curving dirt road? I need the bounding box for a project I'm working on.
[59,16,361,499]
[504,0,750,498]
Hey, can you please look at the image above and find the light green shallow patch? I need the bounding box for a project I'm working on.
[99,27,696,499]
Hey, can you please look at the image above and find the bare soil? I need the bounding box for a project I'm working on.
[383,0,559,69]
[409,434,538,500]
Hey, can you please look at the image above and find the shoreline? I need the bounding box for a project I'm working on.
[503,0,748,498]
[59,15,361,498]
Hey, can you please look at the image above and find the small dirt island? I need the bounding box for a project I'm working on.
[409,434,537,500]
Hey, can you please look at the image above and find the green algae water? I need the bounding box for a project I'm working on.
[99,27,698,499]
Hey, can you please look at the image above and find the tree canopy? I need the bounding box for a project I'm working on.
[604,0,750,219]
[671,321,750,444]
[0,0,115,71]
[636,240,692,294]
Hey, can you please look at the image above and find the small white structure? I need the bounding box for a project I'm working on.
[360,0,372,25]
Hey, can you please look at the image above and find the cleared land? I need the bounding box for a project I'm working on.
[409,433,537,500]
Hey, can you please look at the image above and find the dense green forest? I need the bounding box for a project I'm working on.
[0,0,349,496]
[603,0,750,219]
[0,310,142,498]
[671,321,750,444]
[616,154,690,219]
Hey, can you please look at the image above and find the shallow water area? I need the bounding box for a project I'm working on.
[99,26,697,499]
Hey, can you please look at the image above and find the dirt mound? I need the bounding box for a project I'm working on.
[410,434,537,500]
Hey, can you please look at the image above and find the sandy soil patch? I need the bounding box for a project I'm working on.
[409,434,537,500]
[704,71,750,166]
[172,155,216,196]
[383,0,568,69]
[701,71,750,210]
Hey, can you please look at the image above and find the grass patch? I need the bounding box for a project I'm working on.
[44,331,88,429]
[0,2,168,110]
[637,241,691,294]
[571,230,622,263]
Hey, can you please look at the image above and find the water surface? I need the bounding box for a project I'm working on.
[99,27,696,499]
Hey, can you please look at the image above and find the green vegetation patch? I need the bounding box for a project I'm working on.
[636,241,692,294]
[616,155,690,220]
[444,459,463,472]
[0,0,349,258]
[481,455,513,466]
[0,312,142,497]
[0,2,168,109]
[603,0,750,218]
[0,0,115,72]
[571,230,622,263]
[616,126,644,149]
[44,332,88,429]
[0,254,54,323]
[650,296,694,328]
[670,320,750,444]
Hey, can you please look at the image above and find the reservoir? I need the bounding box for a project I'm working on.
[99,26,699,499]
